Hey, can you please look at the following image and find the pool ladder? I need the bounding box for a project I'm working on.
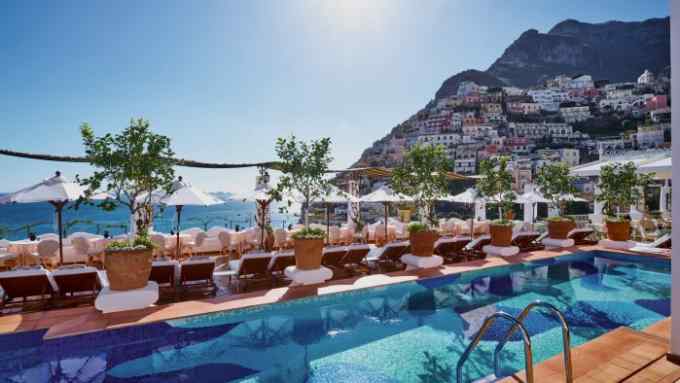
[455,301,573,383]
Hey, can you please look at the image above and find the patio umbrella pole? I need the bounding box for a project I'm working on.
[176,205,183,259]
[49,200,66,265]
[326,203,330,245]
[384,202,388,241]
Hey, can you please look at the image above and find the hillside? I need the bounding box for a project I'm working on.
[348,17,670,171]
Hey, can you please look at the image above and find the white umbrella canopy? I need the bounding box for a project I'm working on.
[358,185,412,240]
[160,177,222,258]
[516,190,550,204]
[0,171,108,264]
[358,185,411,203]
[322,185,358,204]
[559,193,587,202]
[160,179,222,207]
[445,188,479,204]
[2,172,87,204]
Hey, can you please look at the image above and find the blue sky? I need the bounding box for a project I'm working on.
[0,0,669,193]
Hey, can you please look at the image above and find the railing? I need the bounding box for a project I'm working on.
[455,312,534,383]
[455,301,573,383]
[494,301,573,383]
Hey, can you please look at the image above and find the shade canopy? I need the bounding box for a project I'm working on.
[0,171,108,265]
[559,193,587,202]
[160,177,222,207]
[516,190,550,204]
[322,185,358,204]
[570,151,671,178]
[638,157,672,179]
[1,171,88,204]
[445,188,479,204]
[358,185,411,203]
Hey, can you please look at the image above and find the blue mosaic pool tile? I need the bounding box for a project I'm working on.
[635,298,671,317]
[0,328,47,353]
[104,362,258,382]
[417,274,460,289]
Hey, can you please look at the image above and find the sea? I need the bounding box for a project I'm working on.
[0,200,298,241]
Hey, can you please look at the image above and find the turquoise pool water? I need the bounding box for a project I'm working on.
[0,250,671,382]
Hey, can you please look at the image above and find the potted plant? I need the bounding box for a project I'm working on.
[391,144,449,256]
[271,135,333,270]
[535,163,577,239]
[406,222,437,257]
[596,162,653,241]
[80,118,176,290]
[477,156,515,247]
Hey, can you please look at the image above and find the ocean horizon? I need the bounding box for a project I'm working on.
[0,199,298,241]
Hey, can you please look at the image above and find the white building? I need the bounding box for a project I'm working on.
[559,148,580,166]
[637,69,655,85]
[527,88,570,112]
[457,81,480,96]
[635,125,665,149]
[547,123,573,139]
[569,74,594,89]
[560,105,591,123]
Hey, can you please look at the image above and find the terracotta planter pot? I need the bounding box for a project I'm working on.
[606,220,631,241]
[410,230,439,257]
[294,238,324,270]
[490,224,513,247]
[547,219,576,239]
[104,248,152,291]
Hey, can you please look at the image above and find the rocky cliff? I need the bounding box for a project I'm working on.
[487,17,670,87]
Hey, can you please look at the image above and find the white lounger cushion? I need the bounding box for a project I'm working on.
[0,267,59,292]
[52,265,99,276]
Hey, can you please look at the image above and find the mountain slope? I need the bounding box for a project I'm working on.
[487,17,670,87]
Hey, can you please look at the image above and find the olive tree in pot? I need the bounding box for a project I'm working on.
[596,162,653,242]
[391,144,449,257]
[80,118,175,290]
[535,163,577,239]
[271,135,332,270]
[477,156,515,247]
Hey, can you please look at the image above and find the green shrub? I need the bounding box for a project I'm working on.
[407,222,428,234]
[546,216,574,223]
[291,227,325,240]
[106,234,155,251]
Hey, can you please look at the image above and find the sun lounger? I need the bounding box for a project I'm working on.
[226,252,273,292]
[150,259,179,288]
[51,265,101,301]
[629,233,671,253]
[179,256,216,294]
[338,244,371,276]
[268,251,296,285]
[461,235,491,260]
[511,232,544,252]
[567,228,597,245]
[375,241,409,272]
[322,246,348,269]
[434,237,472,263]
[0,266,57,309]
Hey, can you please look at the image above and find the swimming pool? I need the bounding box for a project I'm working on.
[0,250,670,382]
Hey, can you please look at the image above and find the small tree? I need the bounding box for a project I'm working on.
[79,118,176,237]
[391,143,449,227]
[477,156,515,223]
[535,163,577,219]
[596,162,653,221]
[271,135,333,236]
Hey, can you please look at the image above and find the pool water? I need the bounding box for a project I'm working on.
[0,251,671,383]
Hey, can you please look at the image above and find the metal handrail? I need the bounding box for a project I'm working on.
[494,301,573,383]
[456,312,534,383]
